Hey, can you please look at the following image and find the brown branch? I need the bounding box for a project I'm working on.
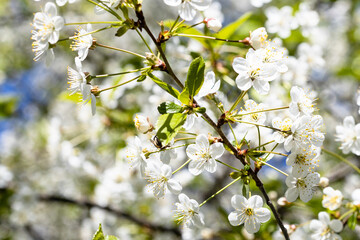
[135,6,289,240]
[38,194,181,237]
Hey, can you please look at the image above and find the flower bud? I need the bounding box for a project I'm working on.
[277,197,289,206]
[134,114,153,133]
[249,27,268,49]
[204,18,222,32]
[319,177,329,188]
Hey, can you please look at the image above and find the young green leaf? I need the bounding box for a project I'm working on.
[185,56,205,98]
[158,102,183,114]
[214,12,252,46]
[347,212,357,230]
[156,113,187,145]
[105,236,120,240]
[147,73,180,99]
[92,224,105,240]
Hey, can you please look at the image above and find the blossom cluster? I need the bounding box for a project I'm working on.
[19,0,360,239]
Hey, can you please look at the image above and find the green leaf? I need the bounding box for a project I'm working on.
[214,12,252,46]
[178,57,205,104]
[158,102,183,114]
[186,56,205,97]
[105,236,120,240]
[92,224,105,240]
[348,212,357,230]
[147,73,180,99]
[156,113,187,145]
[0,95,18,119]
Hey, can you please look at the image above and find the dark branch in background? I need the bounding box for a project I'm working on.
[38,195,181,237]
[135,8,290,240]
[24,224,45,240]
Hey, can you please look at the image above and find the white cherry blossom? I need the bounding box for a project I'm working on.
[272,117,292,143]
[186,134,224,175]
[196,71,220,99]
[145,160,182,198]
[239,99,266,126]
[175,193,204,229]
[335,116,360,155]
[351,188,360,205]
[232,48,277,95]
[286,145,320,178]
[289,86,316,117]
[70,24,93,61]
[204,18,222,32]
[265,6,298,39]
[322,187,343,211]
[284,115,324,152]
[133,114,153,134]
[32,2,64,44]
[285,172,320,202]
[250,0,271,8]
[310,212,343,240]
[164,0,212,21]
[95,0,121,15]
[56,0,77,6]
[126,136,147,176]
[32,41,54,63]
[228,195,271,234]
[249,27,268,50]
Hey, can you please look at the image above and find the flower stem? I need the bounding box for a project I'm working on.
[321,148,360,175]
[145,144,189,158]
[174,137,196,143]
[252,140,275,150]
[256,159,288,177]
[234,106,289,117]
[172,159,191,175]
[228,122,238,146]
[170,15,180,32]
[339,208,356,220]
[65,21,122,25]
[98,75,140,93]
[95,42,146,59]
[92,67,149,79]
[252,150,288,157]
[177,33,246,44]
[216,159,242,172]
[135,28,154,54]
[236,120,285,133]
[229,90,248,112]
[199,177,242,207]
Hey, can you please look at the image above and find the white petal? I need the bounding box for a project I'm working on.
[285,187,299,202]
[248,195,264,209]
[91,94,96,116]
[53,16,65,30]
[254,208,271,223]
[299,187,313,202]
[235,74,252,91]
[228,211,243,226]
[244,217,260,234]
[179,2,197,21]
[210,143,224,159]
[167,179,182,195]
[196,134,209,149]
[330,220,343,233]
[164,0,181,6]
[318,211,331,225]
[188,160,205,175]
[231,194,247,209]
[309,220,323,231]
[204,158,217,173]
[45,2,57,16]
[253,79,270,95]
[186,145,199,160]
[233,57,248,74]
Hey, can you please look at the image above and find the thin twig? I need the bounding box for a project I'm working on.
[38,194,181,237]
